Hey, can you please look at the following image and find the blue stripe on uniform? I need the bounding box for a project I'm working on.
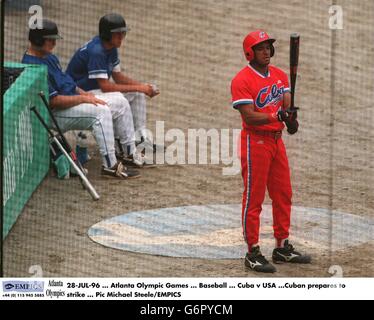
[54,115,110,163]
[232,100,253,109]
[243,134,251,244]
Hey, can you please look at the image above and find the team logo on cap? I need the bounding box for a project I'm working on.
[259,31,266,38]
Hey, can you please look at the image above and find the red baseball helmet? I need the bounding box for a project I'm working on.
[243,30,276,61]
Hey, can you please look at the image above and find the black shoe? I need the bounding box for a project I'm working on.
[122,152,156,168]
[136,136,166,154]
[272,240,311,264]
[124,166,142,179]
[115,150,124,161]
[245,246,277,273]
[101,162,141,179]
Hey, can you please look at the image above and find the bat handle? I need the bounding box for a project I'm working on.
[30,106,55,138]
[290,74,297,110]
[38,91,72,154]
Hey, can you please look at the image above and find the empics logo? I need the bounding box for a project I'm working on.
[4,283,15,290]
[3,281,44,292]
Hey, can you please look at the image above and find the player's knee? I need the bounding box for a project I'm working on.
[95,104,112,121]
[134,92,146,103]
[118,94,131,109]
[111,92,127,102]
[109,92,129,106]
[114,95,131,118]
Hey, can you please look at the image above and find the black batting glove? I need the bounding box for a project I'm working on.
[277,109,288,122]
[286,119,299,135]
[288,107,298,122]
[276,107,299,122]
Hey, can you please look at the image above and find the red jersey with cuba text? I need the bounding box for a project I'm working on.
[231,64,290,131]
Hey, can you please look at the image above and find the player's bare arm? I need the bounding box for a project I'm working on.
[238,101,294,126]
[76,87,95,96]
[50,94,107,109]
[238,103,275,126]
[112,72,160,97]
[283,92,291,109]
[111,71,141,86]
[96,77,157,98]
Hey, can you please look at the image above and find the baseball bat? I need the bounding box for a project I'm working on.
[31,106,100,200]
[31,106,100,201]
[38,92,73,153]
[290,33,300,110]
[38,91,88,173]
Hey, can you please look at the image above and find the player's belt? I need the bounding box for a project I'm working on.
[250,130,282,139]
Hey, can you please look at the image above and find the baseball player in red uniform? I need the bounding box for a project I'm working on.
[231,30,311,273]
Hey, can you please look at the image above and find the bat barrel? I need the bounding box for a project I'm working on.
[32,106,100,201]
[290,33,300,109]
[52,137,100,201]
[290,33,300,67]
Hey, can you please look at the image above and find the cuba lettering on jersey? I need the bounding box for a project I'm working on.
[22,53,77,98]
[231,64,290,131]
[66,36,121,91]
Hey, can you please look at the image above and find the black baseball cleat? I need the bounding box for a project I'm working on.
[272,240,312,264]
[101,161,141,179]
[136,136,166,154]
[245,246,277,273]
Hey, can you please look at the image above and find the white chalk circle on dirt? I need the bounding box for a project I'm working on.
[88,204,374,259]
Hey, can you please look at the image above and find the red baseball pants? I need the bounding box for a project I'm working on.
[240,129,292,251]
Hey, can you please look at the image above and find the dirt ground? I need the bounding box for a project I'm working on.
[3,0,374,277]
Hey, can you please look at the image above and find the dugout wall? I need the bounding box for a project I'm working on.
[3,62,49,238]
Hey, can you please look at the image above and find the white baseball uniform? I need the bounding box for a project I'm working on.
[66,36,148,149]
[22,52,119,168]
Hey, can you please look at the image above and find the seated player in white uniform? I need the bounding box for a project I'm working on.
[22,18,140,179]
[66,13,161,165]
